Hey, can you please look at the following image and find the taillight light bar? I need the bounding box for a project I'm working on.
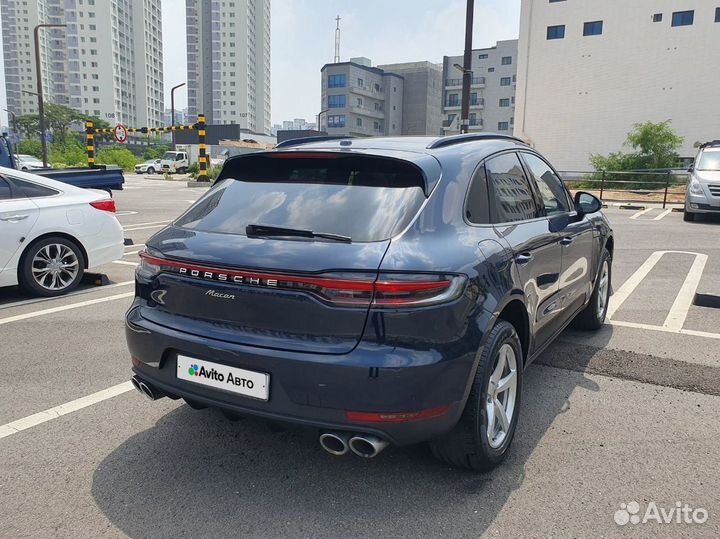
[345,405,450,423]
[90,199,117,213]
[138,251,466,308]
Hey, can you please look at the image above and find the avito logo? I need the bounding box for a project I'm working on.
[189,363,226,382]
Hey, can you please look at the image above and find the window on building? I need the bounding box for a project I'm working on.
[356,117,362,127]
[715,7,720,22]
[374,102,381,111]
[671,10,694,26]
[327,115,346,128]
[498,122,509,131]
[374,121,379,130]
[358,78,363,86]
[499,98,510,107]
[328,74,346,88]
[652,13,663,22]
[583,20,603,36]
[328,94,346,108]
[488,67,495,72]
[500,77,511,86]
[447,93,460,106]
[547,24,565,39]
[501,56,512,65]
[478,53,488,59]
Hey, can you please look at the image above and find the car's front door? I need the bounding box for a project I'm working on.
[0,176,40,275]
[485,152,565,353]
[520,152,596,325]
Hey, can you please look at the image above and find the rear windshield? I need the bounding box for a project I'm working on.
[175,154,427,242]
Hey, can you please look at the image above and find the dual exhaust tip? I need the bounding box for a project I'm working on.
[132,376,387,457]
[319,431,389,458]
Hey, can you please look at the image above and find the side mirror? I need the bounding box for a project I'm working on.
[574,191,602,216]
[688,164,694,173]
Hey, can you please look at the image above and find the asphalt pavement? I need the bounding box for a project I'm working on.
[1,176,719,539]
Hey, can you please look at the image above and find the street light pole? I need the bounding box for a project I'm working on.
[34,23,66,167]
[460,0,474,134]
[170,82,186,149]
[317,109,329,134]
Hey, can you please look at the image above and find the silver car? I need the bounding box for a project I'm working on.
[685,141,720,222]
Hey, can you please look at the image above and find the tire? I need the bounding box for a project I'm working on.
[147,166,155,175]
[683,210,695,222]
[572,248,611,330]
[178,167,188,174]
[430,320,523,471]
[18,237,85,297]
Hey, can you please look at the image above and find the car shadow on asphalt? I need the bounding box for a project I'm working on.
[91,330,612,539]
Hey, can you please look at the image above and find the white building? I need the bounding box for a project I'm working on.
[186,0,271,134]
[441,40,518,136]
[0,0,164,127]
[515,0,720,170]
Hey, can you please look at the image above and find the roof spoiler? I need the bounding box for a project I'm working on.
[275,135,358,148]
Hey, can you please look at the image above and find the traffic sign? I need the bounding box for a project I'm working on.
[113,123,128,144]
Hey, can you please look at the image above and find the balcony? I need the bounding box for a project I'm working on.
[445,77,486,89]
[351,105,384,119]
[350,85,385,100]
[444,98,484,110]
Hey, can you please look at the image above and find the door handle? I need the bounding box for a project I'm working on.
[560,236,574,246]
[515,252,534,265]
[0,214,29,222]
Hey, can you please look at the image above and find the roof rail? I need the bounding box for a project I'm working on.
[275,135,356,148]
[426,133,527,150]
[699,140,720,149]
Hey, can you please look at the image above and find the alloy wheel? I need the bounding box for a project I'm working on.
[596,260,609,319]
[486,343,518,449]
[31,243,80,291]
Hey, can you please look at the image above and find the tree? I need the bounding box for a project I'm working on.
[591,120,684,171]
[11,104,110,142]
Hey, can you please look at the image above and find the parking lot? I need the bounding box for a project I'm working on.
[1,175,719,538]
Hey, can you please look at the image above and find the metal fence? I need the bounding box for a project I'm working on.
[558,170,690,208]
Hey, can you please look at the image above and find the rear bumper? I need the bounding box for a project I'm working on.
[85,217,124,268]
[125,303,473,445]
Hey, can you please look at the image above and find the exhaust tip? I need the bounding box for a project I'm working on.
[319,432,349,456]
[349,435,389,458]
[130,376,142,394]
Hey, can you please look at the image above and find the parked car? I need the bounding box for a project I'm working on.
[0,167,124,296]
[15,154,45,171]
[135,159,162,175]
[685,140,720,221]
[160,151,189,174]
[126,134,613,471]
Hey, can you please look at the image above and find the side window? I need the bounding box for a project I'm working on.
[486,153,540,223]
[10,178,59,198]
[465,165,490,224]
[521,153,570,215]
[0,178,13,200]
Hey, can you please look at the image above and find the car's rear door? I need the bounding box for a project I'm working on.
[486,152,565,352]
[520,152,595,323]
[0,176,40,273]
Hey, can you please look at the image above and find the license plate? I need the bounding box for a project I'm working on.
[176,355,269,401]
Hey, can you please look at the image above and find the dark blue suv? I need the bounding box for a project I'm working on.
[126,134,613,471]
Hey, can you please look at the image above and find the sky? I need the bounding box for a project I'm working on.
[0,0,521,128]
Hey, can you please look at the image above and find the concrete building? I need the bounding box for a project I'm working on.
[186,0,271,134]
[376,61,443,136]
[515,0,720,170]
[0,0,164,127]
[281,118,317,131]
[320,58,404,137]
[441,40,518,136]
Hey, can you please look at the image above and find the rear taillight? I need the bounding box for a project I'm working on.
[345,405,450,423]
[137,252,466,308]
[90,199,116,213]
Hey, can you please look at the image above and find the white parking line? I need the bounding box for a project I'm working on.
[609,320,720,341]
[123,250,142,257]
[113,260,139,266]
[653,209,673,221]
[629,208,654,220]
[663,253,708,331]
[122,220,172,230]
[0,382,133,440]
[0,292,133,326]
[0,281,133,311]
[607,251,665,319]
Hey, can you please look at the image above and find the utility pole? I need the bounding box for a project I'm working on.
[170,82,186,149]
[460,0,474,134]
[317,109,329,134]
[34,23,66,167]
[334,16,341,63]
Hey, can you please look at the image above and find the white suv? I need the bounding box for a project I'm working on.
[685,141,720,222]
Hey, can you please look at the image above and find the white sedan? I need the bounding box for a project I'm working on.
[0,167,124,296]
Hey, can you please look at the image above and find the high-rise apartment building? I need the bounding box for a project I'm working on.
[441,40,519,136]
[0,0,164,127]
[186,0,271,134]
[515,0,720,169]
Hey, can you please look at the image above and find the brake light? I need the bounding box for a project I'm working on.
[137,252,466,308]
[345,405,450,423]
[90,199,116,213]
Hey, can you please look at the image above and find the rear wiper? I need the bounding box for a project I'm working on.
[245,224,352,243]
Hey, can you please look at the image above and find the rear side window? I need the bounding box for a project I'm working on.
[485,153,540,223]
[176,154,427,242]
[465,165,490,224]
[520,153,570,215]
[10,178,59,198]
